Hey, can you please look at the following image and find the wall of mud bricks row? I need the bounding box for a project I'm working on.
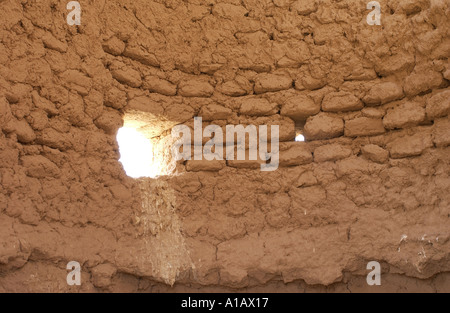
[0,0,449,292]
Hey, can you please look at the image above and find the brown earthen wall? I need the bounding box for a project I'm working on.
[0,0,449,292]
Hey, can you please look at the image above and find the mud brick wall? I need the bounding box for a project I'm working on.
[0,0,449,292]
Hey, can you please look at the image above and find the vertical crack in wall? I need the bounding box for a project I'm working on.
[137,179,193,286]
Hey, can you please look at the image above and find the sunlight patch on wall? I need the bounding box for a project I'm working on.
[117,127,160,178]
[295,134,305,142]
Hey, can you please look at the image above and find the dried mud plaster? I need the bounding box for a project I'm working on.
[0,0,449,292]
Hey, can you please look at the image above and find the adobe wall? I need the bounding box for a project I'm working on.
[0,0,449,292]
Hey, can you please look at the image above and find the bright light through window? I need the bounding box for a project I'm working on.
[117,127,159,178]
[295,134,305,142]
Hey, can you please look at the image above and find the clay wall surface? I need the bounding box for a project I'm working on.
[0,0,449,292]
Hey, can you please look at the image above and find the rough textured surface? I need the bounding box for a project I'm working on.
[0,0,449,292]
